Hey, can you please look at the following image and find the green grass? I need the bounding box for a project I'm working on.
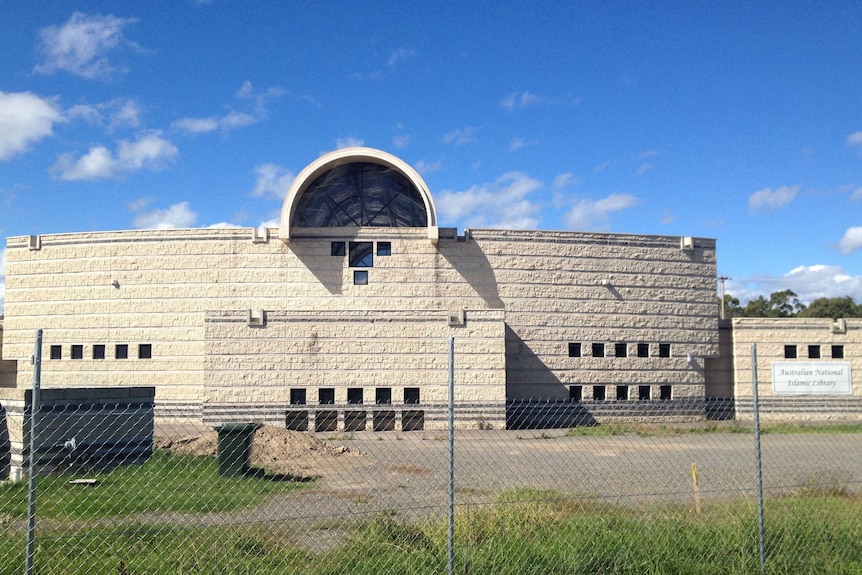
[565,421,862,437]
[0,449,308,520]
[1,489,860,574]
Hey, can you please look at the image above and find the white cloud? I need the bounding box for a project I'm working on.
[851,187,862,201]
[0,92,64,161]
[593,159,616,174]
[172,111,256,134]
[414,159,443,174]
[846,131,862,146]
[335,137,364,149]
[443,126,478,145]
[552,172,576,190]
[636,163,653,175]
[252,164,295,200]
[53,131,178,180]
[836,226,862,255]
[730,264,862,305]
[67,98,141,131]
[387,48,416,68]
[510,138,538,151]
[748,185,799,211]
[34,12,137,79]
[564,193,640,230]
[234,81,287,114]
[131,200,197,229]
[392,134,411,149]
[501,91,540,110]
[437,172,543,229]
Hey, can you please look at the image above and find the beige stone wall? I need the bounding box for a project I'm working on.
[0,319,16,388]
[731,318,862,421]
[204,309,505,408]
[471,230,718,401]
[3,227,718,417]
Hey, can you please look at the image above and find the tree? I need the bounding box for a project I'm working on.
[797,296,862,319]
[738,290,806,318]
[719,294,742,318]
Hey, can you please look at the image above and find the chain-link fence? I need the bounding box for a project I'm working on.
[2,390,861,575]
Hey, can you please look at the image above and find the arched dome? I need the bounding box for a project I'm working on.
[280,148,438,243]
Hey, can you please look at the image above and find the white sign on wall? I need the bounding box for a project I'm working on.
[772,362,852,395]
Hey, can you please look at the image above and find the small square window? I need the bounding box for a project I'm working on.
[404,388,420,404]
[568,342,581,357]
[784,345,797,359]
[658,343,671,358]
[71,345,83,360]
[617,385,629,401]
[50,345,62,360]
[593,385,606,401]
[330,242,345,256]
[569,385,582,402]
[347,387,363,405]
[592,343,605,358]
[318,388,335,405]
[637,343,650,358]
[290,388,306,405]
[354,270,368,285]
[638,385,651,401]
[138,344,152,359]
[808,345,820,359]
[115,344,129,359]
[93,344,106,360]
[349,241,374,267]
[615,342,627,358]
[375,388,392,405]
[377,241,391,256]
[660,385,672,400]
[832,345,844,359]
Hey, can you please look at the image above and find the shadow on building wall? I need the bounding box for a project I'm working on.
[289,245,344,295]
[438,238,504,309]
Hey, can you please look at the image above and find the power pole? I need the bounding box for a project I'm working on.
[718,275,731,320]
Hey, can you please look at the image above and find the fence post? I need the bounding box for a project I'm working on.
[751,343,766,575]
[25,329,43,575]
[447,336,455,575]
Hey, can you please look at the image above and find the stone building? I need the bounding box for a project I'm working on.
[1,147,723,435]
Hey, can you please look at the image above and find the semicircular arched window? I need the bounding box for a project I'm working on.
[292,162,428,228]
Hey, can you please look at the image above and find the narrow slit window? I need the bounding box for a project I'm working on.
[354,270,368,285]
[660,385,672,400]
[347,387,364,405]
[638,385,651,401]
[808,345,820,359]
[71,345,83,360]
[617,385,629,401]
[568,342,581,357]
[658,343,671,358]
[377,241,391,256]
[138,344,152,359]
[50,345,62,360]
[637,343,650,358]
[784,345,797,359]
[592,343,605,358]
[569,385,583,402]
[615,342,627,358]
[318,388,335,405]
[115,344,129,359]
[404,387,420,404]
[290,388,306,405]
[832,345,844,359]
[375,388,392,405]
[593,385,606,401]
[93,344,106,360]
[330,242,346,256]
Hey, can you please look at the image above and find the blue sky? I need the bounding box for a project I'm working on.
[1,1,861,314]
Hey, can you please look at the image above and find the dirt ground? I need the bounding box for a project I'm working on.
[154,425,353,477]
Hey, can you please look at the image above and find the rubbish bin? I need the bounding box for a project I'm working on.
[214,423,261,477]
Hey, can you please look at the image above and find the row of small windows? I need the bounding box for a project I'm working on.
[290,387,420,405]
[568,342,672,358]
[50,344,152,360]
[331,241,392,285]
[569,384,673,401]
[784,344,844,359]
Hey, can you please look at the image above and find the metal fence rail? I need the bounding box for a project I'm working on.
[2,397,861,574]
[0,335,859,574]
